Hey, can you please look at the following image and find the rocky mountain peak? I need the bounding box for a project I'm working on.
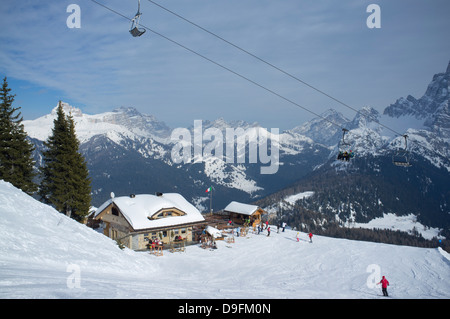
[383,61,449,123]
[288,109,349,146]
[349,106,380,129]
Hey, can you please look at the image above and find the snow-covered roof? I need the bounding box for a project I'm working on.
[223,201,261,216]
[205,226,222,238]
[94,193,205,231]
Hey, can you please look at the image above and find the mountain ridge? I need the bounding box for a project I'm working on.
[22,61,450,238]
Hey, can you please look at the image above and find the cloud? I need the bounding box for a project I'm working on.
[1,0,449,130]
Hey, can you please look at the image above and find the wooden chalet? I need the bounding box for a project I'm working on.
[92,192,206,251]
[223,201,266,227]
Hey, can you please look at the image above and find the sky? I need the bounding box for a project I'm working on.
[0,0,449,131]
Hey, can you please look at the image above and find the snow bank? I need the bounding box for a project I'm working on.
[284,191,314,205]
[1,180,449,299]
[352,213,442,240]
[0,181,158,276]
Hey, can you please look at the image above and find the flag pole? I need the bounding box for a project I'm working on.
[210,186,213,214]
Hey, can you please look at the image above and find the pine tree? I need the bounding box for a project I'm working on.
[39,101,91,222]
[0,77,37,194]
[66,112,91,221]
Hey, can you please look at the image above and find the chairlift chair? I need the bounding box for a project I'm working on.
[392,135,412,167]
[130,0,146,37]
[337,128,354,161]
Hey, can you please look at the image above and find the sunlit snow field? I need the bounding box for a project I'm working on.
[1,181,449,299]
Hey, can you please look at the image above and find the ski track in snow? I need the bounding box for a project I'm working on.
[1,180,450,299]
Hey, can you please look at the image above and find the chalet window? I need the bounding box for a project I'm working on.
[111,207,119,216]
[148,208,186,220]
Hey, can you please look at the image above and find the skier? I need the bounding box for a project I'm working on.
[308,232,313,243]
[377,276,390,297]
[267,226,271,237]
[296,232,300,242]
[282,222,286,232]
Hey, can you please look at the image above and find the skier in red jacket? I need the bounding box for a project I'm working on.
[308,232,313,243]
[377,276,390,296]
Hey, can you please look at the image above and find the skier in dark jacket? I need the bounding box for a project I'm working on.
[377,276,390,296]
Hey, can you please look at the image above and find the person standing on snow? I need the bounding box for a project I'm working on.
[308,232,313,243]
[377,276,390,297]
[267,226,271,237]
[296,232,300,242]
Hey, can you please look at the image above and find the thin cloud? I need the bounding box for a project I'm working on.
[0,0,449,130]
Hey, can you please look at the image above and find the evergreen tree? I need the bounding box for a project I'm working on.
[66,112,91,221]
[0,77,37,194]
[39,101,91,222]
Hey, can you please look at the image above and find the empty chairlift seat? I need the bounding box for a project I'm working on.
[129,0,146,37]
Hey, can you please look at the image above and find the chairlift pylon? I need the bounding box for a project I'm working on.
[130,0,146,37]
[392,134,412,167]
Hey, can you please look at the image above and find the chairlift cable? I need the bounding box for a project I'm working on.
[89,0,343,131]
[146,0,404,138]
[146,0,450,165]
[90,0,450,165]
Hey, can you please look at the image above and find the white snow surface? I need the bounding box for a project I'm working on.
[284,191,315,205]
[351,213,443,241]
[1,180,449,299]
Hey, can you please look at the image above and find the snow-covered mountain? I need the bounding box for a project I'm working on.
[22,61,450,236]
[257,61,450,237]
[1,180,449,299]
[384,61,450,133]
[24,103,330,210]
[24,104,172,145]
[288,109,350,146]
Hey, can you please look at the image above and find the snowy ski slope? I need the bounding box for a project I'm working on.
[0,180,449,299]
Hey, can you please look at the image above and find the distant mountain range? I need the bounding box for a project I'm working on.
[256,61,450,237]
[23,61,450,236]
[24,104,331,210]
